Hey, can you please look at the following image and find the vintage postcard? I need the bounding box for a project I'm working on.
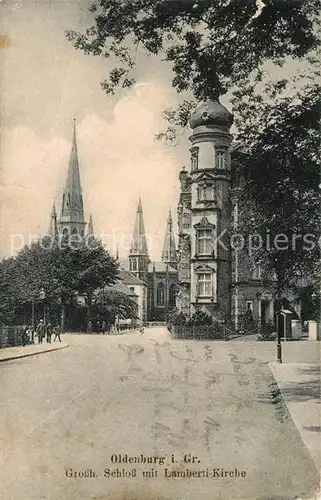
[1,1,320,499]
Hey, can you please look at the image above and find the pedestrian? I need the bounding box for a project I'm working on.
[36,319,45,344]
[53,325,62,342]
[21,325,29,346]
[46,322,53,343]
[29,326,35,343]
[140,325,145,335]
[102,320,106,335]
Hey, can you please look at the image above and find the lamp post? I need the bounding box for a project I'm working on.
[276,311,282,364]
[39,288,46,325]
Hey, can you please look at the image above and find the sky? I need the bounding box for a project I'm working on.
[0,0,194,261]
[1,0,314,262]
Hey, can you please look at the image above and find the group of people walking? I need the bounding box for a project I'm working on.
[21,320,62,346]
[36,320,62,343]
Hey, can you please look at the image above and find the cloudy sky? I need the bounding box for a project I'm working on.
[0,0,196,260]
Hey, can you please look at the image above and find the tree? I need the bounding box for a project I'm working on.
[66,0,319,103]
[0,237,119,328]
[92,289,138,327]
[66,0,320,292]
[232,79,320,293]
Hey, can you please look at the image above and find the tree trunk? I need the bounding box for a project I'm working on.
[60,302,66,333]
[87,291,92,333]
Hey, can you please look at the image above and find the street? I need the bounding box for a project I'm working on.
[1,327,319,500]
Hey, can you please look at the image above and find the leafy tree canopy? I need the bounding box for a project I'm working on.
[66,0,320,292]
[233,78,320,291]
[0,237,119,324]
[93,288,138,324]
[66,0,319,102]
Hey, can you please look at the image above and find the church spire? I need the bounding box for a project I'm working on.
[130,196,149,256]
[48,203,58,239]
[128,197,150,281]
[87,213,94,236]
[162,209,177,268]
[58,118,86,236]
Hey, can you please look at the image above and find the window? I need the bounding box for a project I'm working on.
[191,147,199,172]
[157,283,165,305]
[197,184,214,202]
[72,228,78,235]
[169,284,176,307]
[129,287,135,293]
[252,264,261,280]
[197,229,213,255]
[246,301,254,312]
[216,150,226,169]
[197,273,212,297]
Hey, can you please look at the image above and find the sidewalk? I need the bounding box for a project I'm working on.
[270,361,321,471]
[0,341,68,362]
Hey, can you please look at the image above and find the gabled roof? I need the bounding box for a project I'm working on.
[118,268,147,286]
[148,262,178,274]
[106,281,137,297]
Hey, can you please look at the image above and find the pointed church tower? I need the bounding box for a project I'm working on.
[58,119,86,237]
[162,209,178,269]
[129,197,150,281]
[48,203,58,239]
[87,213,94,236]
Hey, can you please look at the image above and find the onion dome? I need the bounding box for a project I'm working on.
[190,99,233,129]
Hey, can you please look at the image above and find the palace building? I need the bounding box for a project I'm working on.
[175,99,278,327]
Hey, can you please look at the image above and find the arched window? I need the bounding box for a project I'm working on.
[169,284,176,308]
[63,228,69,236]
[72,228,78,235]
[157,283,165,305]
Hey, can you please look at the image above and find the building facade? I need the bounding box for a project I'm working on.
[176,99,280,327]
[176,100,233,321]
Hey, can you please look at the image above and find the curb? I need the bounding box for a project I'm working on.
[0,343,69,363]
[269,362,320,472]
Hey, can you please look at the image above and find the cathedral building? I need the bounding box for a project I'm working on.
[125,198,178,322]
[48,120,178,325]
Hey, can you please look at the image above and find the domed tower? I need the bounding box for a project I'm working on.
[188,99,233,320]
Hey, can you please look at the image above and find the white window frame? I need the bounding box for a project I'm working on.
[197,183,214,202]
[197,272,212,297]
[196,229,213,255]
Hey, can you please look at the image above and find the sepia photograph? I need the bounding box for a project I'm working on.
[0,1,320,499]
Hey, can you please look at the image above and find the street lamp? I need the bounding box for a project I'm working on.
[39,288,46,325]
